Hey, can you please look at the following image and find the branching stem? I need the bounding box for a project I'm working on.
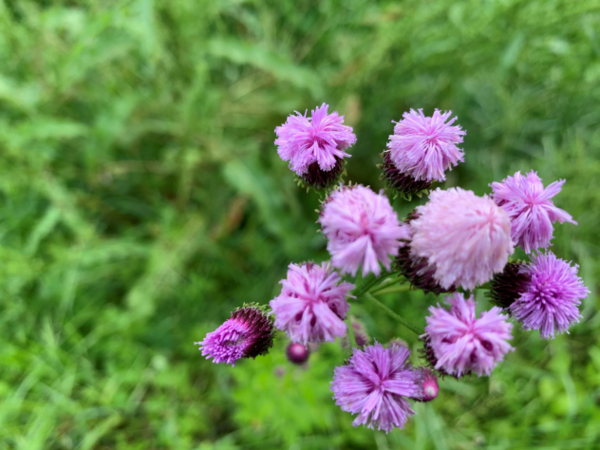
[363,292,424,336]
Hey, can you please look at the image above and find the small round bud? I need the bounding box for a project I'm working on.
[412,368,439,402]
[286,342,310,365]
[386,338,408,349]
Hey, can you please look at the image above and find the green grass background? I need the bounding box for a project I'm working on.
[1,0,600,449]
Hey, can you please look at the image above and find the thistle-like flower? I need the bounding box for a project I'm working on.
[386,108,465,184]
[319,185,410,277]
[490,171,576,253]
[509,252,589,339]
[275,103,356,188]
[331,342,420,433]
[196,306,274,366]
[407,187,514,290]
[423,293,513,377]
[270,262,354,344]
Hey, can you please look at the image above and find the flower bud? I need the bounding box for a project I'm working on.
[286,342,310,365]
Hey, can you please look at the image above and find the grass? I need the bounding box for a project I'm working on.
[0,0,599,448]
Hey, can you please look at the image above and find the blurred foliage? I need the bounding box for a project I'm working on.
[0,0,599,448]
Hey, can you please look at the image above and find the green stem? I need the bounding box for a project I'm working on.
[363,292,424,336]
[370,284,412,296]
[369,275,406,293]
[351,272,396,297]
[345,315,357,348]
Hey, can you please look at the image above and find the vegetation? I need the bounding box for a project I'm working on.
[0,0,599,448]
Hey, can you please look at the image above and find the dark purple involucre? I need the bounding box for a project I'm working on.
[381,151,431,196]
[489,262,531,310]
[196,307,274,366]
[394,210,455,295]
[301,156,344,189]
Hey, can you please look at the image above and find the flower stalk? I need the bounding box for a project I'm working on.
[363,292,424,336]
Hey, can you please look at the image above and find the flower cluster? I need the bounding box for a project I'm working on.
[196,104,586,434]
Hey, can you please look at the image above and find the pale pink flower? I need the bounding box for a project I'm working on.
[410,187,514,290]
[319,185,410,277]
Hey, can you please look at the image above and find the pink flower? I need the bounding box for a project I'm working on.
[490,171,576,253]
[275,103,356,176]
[410,187,514,290]
[270,262,354,344]
[319,185,410,277]
[331,342,419,433]
[386,109,465,182]
[424,293,513,377]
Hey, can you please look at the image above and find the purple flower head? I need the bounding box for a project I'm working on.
[510,252,589,339]
[490,171,576,253]
[270,262,354,344]
[424,293,513,377]
[286,342,310,365]
[196,307,274,366]
[411,368,439,402]
[331,342,420,433]
[319,185,411,277]
[275,103,356,179]
[386,108,465,182]
[410,187,514,290]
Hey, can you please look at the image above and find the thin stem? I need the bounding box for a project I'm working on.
[363,292,424,336]
[369,275,406,294]
[370,284,412,296]
[352,272,396,297]
[345,315,357,348]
